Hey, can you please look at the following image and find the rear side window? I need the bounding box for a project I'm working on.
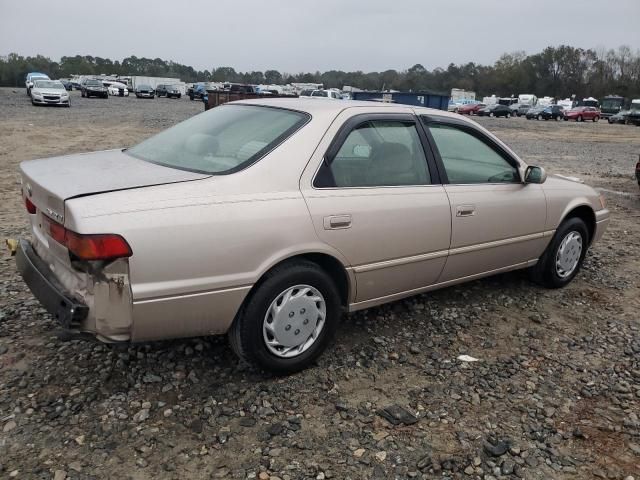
[427,124,519,184]
[315,120,430,188]
[127,105,309,174]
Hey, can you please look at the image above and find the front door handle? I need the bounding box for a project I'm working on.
[456,205,476,217]
[324,215,352,230]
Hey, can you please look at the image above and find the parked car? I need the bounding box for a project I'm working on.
[564,106,600,122]
[13,99,609,373]
[509,103,521,114]
[525,106,547,119]
[539,105,565,121]
[81,79,108,98]
[457,103,485,115]
[516,104,533,117]
[135,85,155,98]
[188,83,208,101]
[107,82,129,97]
[477,104,512,117]
[310,89,342,99]
[25,72,50,96]
[156,84,182,99]
[607,110,631,124]
[30,80,70,107]
[60,80,73,91]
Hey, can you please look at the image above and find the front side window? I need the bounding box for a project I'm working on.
[127,105,308,174]
[315,120,430,188]
[427,124,519,184]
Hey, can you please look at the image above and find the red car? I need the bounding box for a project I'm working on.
[457,103,485,115]
[564,106,600,122]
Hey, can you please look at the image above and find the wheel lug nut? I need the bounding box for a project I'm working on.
[294,329,300,335]
[285,325,291,331]
[289,312,294,318]
[303,319,309,325]
[300,308,306,314]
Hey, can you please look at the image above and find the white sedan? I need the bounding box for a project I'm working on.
[30,80,71,107]
[108,82,129,97]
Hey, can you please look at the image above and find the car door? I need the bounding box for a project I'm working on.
[421,115,548,282]
[300,110,452,306]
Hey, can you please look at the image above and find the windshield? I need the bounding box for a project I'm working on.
[138,84,152,89]
[312,90,328,97]
[86,80,102,86]
[127,105,309,174]
[601,98,623,109]
[34,80,64,89]
[631,102,640,111]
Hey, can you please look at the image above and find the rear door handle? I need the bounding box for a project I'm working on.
[456,205,476,217]
[324,215,352,229]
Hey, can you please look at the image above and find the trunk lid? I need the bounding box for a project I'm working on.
[20,148,209,224]
[21,148,209,267]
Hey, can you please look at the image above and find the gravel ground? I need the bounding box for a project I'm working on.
[0,87,639,480]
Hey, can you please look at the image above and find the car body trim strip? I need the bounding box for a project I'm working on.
[353,230,554,273]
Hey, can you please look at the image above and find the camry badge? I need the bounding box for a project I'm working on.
[46,208,64,223]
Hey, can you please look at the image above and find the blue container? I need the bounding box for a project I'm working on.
[351,91,450,110]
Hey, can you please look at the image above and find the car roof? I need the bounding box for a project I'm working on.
[230,97,462,119]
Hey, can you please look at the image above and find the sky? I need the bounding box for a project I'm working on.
[1,0,639,73]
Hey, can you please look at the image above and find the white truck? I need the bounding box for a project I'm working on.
[517,94,537,106]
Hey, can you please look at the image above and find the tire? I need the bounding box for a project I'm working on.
[564,117,569,121]
[228,260,341,374]
[578,115,583,122]
[529,217,589,289]
[593,116,599,122]
[81,90,85,98]
[506,113,511,118]
[537,114,542,120]
[489,112,494,117]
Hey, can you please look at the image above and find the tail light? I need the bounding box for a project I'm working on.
[25,196,37,214]
[45,217,132,261]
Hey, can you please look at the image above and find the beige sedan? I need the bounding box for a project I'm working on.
[15,99,609,373]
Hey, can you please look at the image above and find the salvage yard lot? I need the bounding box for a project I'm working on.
[0,87,639,479]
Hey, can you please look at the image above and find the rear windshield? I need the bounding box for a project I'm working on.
[126,105,309,174]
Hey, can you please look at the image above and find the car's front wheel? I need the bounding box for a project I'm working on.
[530,217,589,288]
[229,260,341,374]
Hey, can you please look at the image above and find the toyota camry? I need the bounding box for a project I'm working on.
[14,99,609,373]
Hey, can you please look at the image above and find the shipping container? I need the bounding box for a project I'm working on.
[351,91,449,110]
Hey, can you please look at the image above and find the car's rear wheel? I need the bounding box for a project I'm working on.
[489,112,494,117]
[530,217,589,289]
[506,113,511,118]
[229,260,341,374]
[578,115,583,122]
[537,114,542,120]
[593,116,599,122]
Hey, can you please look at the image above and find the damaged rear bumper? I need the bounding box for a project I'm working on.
[16,239,88,328]
[15,238,133,342]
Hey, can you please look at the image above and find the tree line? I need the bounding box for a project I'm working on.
[1,45,639,99]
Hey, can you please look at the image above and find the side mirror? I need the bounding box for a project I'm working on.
[525,165,547,184]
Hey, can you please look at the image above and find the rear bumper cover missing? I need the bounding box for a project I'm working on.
[16,239,88,328]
